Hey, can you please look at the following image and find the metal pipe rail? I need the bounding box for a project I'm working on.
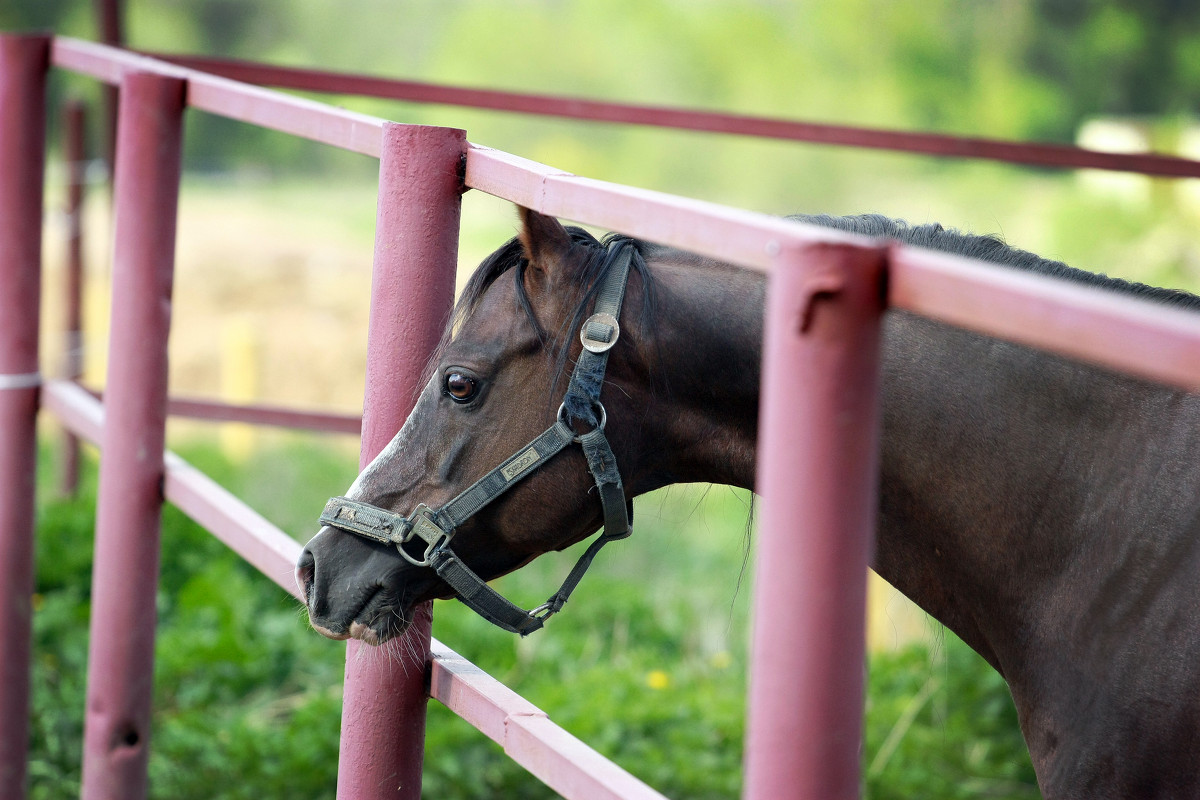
[52,38,386,156]
[154,51,1200,179]
[3,31,1199,800]
[162,396,362,434]
[79,69,184,797]
[80,386,364,434]
[463,144,1200,390]
[59,99,86,495]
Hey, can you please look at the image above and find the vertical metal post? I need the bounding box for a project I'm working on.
[0,33,50,800]
[336,123,464,799]
[60,100,88,495]
[80,72,185,800]
[743,241,886,800]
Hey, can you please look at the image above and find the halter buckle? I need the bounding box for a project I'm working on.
[580,312,620,353]
[400,504,451,568]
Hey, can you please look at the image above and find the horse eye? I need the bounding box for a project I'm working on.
[444,372,478,403]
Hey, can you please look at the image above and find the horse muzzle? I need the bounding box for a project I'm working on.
[297,524,442,645]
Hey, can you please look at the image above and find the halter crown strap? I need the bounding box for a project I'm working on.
[319,239,637,635]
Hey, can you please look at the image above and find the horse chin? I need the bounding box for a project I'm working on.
[306,583,418,646]
[308,611,404,645]
[348,621,386,646]
[323,611,411,647]
[310,621,351,642]
[353,600,415,646]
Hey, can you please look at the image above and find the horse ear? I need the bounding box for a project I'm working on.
[518,207,571,274]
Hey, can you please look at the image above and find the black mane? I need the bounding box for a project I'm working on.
[798,213,1200,311]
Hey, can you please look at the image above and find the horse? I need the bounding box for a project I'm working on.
[297,207,1200,798]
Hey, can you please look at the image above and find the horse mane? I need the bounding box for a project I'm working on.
[798,213,1200,311]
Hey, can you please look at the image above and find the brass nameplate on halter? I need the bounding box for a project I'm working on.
[501,446,541,481]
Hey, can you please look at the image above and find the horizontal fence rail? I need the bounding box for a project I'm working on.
[41,36,1200,397]
[462,144,1200,389]
[153,51,1200,179]
[163,396,362,434]
[80,386,363,434]
[9,32,1199,800]
[52,38,387,156]
[889,247,1200,392]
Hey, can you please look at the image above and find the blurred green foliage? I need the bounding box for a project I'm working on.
[1028,1,1200,129]
[27,441,1036,798]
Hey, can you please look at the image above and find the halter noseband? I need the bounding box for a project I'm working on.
[318,242,636,636]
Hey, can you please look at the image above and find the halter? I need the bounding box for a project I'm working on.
[318,242,636,636]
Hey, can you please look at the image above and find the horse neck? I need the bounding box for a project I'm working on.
[881,310,1200,791]
[877,311,1200,672]
[621,252,766,494]
[877,312,1086,669]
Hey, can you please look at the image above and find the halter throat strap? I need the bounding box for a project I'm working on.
[319,241,636,636]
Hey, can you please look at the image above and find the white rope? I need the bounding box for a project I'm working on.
[0,372,41,391]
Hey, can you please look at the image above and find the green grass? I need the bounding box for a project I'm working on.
[26,435,1037,798]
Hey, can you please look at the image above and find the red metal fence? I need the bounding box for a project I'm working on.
[0,32,48,799]
[4,31,1200,800]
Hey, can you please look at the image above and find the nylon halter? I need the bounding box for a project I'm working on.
[318,242,636,636]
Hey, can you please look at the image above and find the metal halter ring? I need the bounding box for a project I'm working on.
[557,400,607,441]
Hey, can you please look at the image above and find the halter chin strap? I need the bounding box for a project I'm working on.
[319,242,635,636]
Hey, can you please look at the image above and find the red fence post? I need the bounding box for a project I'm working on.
[336,122,464,799]
[743,241,886,800]
[0,32,50,800]
[60,99,88,496]
[79,71,186,800]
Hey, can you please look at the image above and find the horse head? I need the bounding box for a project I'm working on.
[296,208,663,644]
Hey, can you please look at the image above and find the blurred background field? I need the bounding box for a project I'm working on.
[11,0,1200,796]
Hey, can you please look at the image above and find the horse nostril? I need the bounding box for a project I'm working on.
[296,547,316,599]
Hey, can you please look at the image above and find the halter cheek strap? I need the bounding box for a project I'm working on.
[319,242,636,636]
